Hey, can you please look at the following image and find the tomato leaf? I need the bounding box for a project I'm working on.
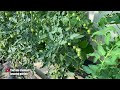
[98,45,106,56]
[116,41,120,46]
[105,33,111,45]
[83,65,93,74]
[70,34,84,40]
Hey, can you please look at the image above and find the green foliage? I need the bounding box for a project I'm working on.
[0,11,94,78]
[98,12,120,25]
[83,12,120,79]
[2,11,120,79]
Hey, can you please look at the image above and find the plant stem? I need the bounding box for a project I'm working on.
[99,45,116,72]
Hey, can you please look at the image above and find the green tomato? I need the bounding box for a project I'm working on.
[35,33,37,36]
[68,42,71,46]
[30,11,32,14]
[76,16,80,21]
[73,46,76,49]
[31,28,34,32]
[72,13,75,16]
[10,34,14,38]
[33,14,35,17]
[87,29,91,34]
[77,52,80,57]
[85,27,88,29]
[39,50,43,52]
[42,40,44,43]
[5,12,8,16]
[76,48,81,52]
[36,20,39,23]
[16,11,19,14]
[83,24,86,27]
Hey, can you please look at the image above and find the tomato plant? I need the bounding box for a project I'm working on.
[1,11,120,79]
[83,12,120,79]
[0,11,94,78]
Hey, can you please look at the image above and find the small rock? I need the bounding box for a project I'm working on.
[67,77,75,79]
[34,62,43,68]
[40,67,48,74]
[76,76,84,79]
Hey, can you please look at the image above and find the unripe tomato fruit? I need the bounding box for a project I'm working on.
[31,28,34,32]
[72,13,75,16]
[73,46,76,49]
[87,29,91,34]
[68,42,71,46]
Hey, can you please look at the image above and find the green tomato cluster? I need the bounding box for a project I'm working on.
[72,45,81,58]
[76,48,81,57]
[83,23,88,29]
